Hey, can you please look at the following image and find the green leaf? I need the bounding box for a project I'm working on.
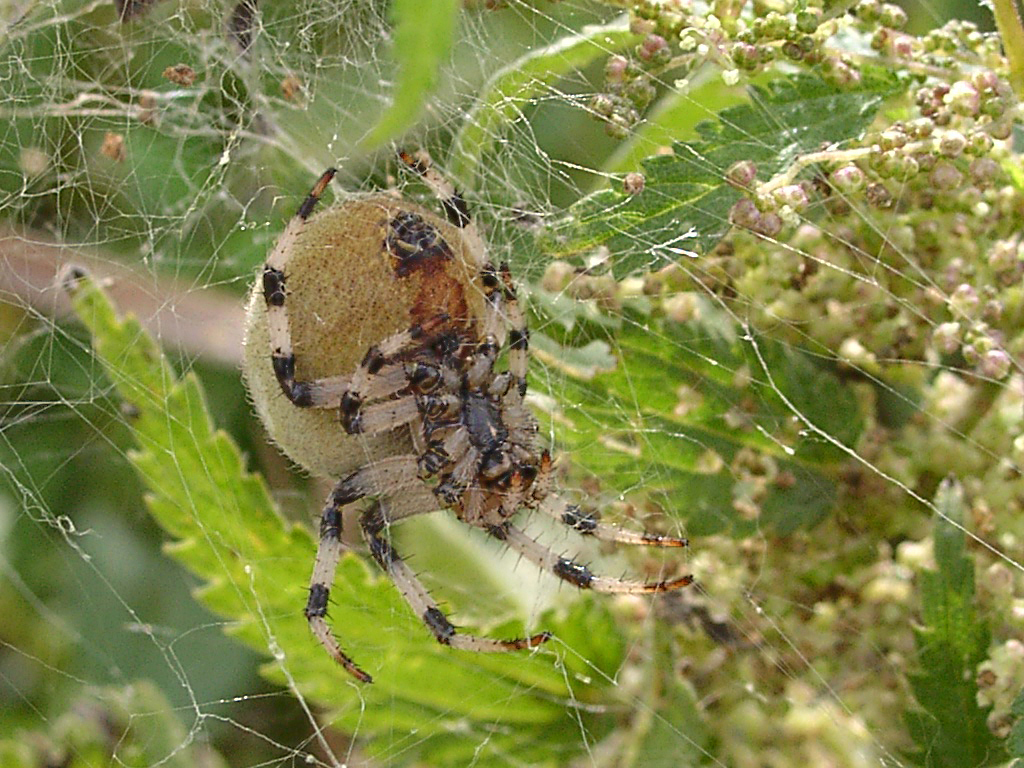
[1011,703,1024,759]
[534,299,859,537]
[449,20,637,187]
[904,477,1003,768]
[547,71,902,276]
[62,270,634,766]
[1011,684,1024,762]
[1013,688,1024,718]
[603,75,746,176]
[363,0,461,147]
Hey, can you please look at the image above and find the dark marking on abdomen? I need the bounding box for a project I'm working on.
[387,211,452,277]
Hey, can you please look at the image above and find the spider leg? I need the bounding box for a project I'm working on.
[305,456,431,683]
[495,524,694,594]
[497,262,528,394]
[274,363,427,437]
[418,425,470,478]
[262,168,351,408]
[464,336,500,389]
[305,478,373,683]
[530,452,687,547]
[434,443,481,506]
[345,395,421,435]
[398,150,485,269]
[472,259,529,396]
[342,314,451,433]
[541,497,688,547]
[397,150,528,393]
[360,501,550,653]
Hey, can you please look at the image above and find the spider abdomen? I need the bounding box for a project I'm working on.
[243,195,488,479]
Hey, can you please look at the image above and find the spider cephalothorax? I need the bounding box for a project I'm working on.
[242,151,692,683]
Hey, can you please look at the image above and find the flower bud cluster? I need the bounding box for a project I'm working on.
[571,8,1024,756]
[717,77,1021,381]
[592,4,1011,143]
[590,51,659,139]
[976,640,1024,738]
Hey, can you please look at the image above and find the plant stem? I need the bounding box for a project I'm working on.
[992,0,1024,98]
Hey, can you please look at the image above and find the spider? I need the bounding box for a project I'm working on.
[242,151,692,683]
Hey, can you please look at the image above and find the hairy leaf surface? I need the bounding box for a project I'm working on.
[547,71,901,276]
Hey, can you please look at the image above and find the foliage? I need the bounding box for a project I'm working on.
[531,296,859,536]
[547,71,902,276]
[0,682,230,768]
[1010,688,1024,759]
[363,0,462,147]
[904,478,1002,767]
[449,20,638,187]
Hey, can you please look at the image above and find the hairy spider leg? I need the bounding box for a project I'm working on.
[360,502,551,654]
[541,497,689,547]
[398,150,485,269]
[342,395,421,436]
[463,335,501,390]
[305,456,429,683]
[530,452,689,548]
[417,426,471,479]
[306,499,372,682]
[341,313,452,434]
[495,524,694,594]
[262,167,351,409]
[472,261,510,351]
[306,455,551,682]
[433,439,482,506]
[497,262,528,395]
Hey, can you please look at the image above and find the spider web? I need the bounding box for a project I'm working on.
[1,0,1023,767]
